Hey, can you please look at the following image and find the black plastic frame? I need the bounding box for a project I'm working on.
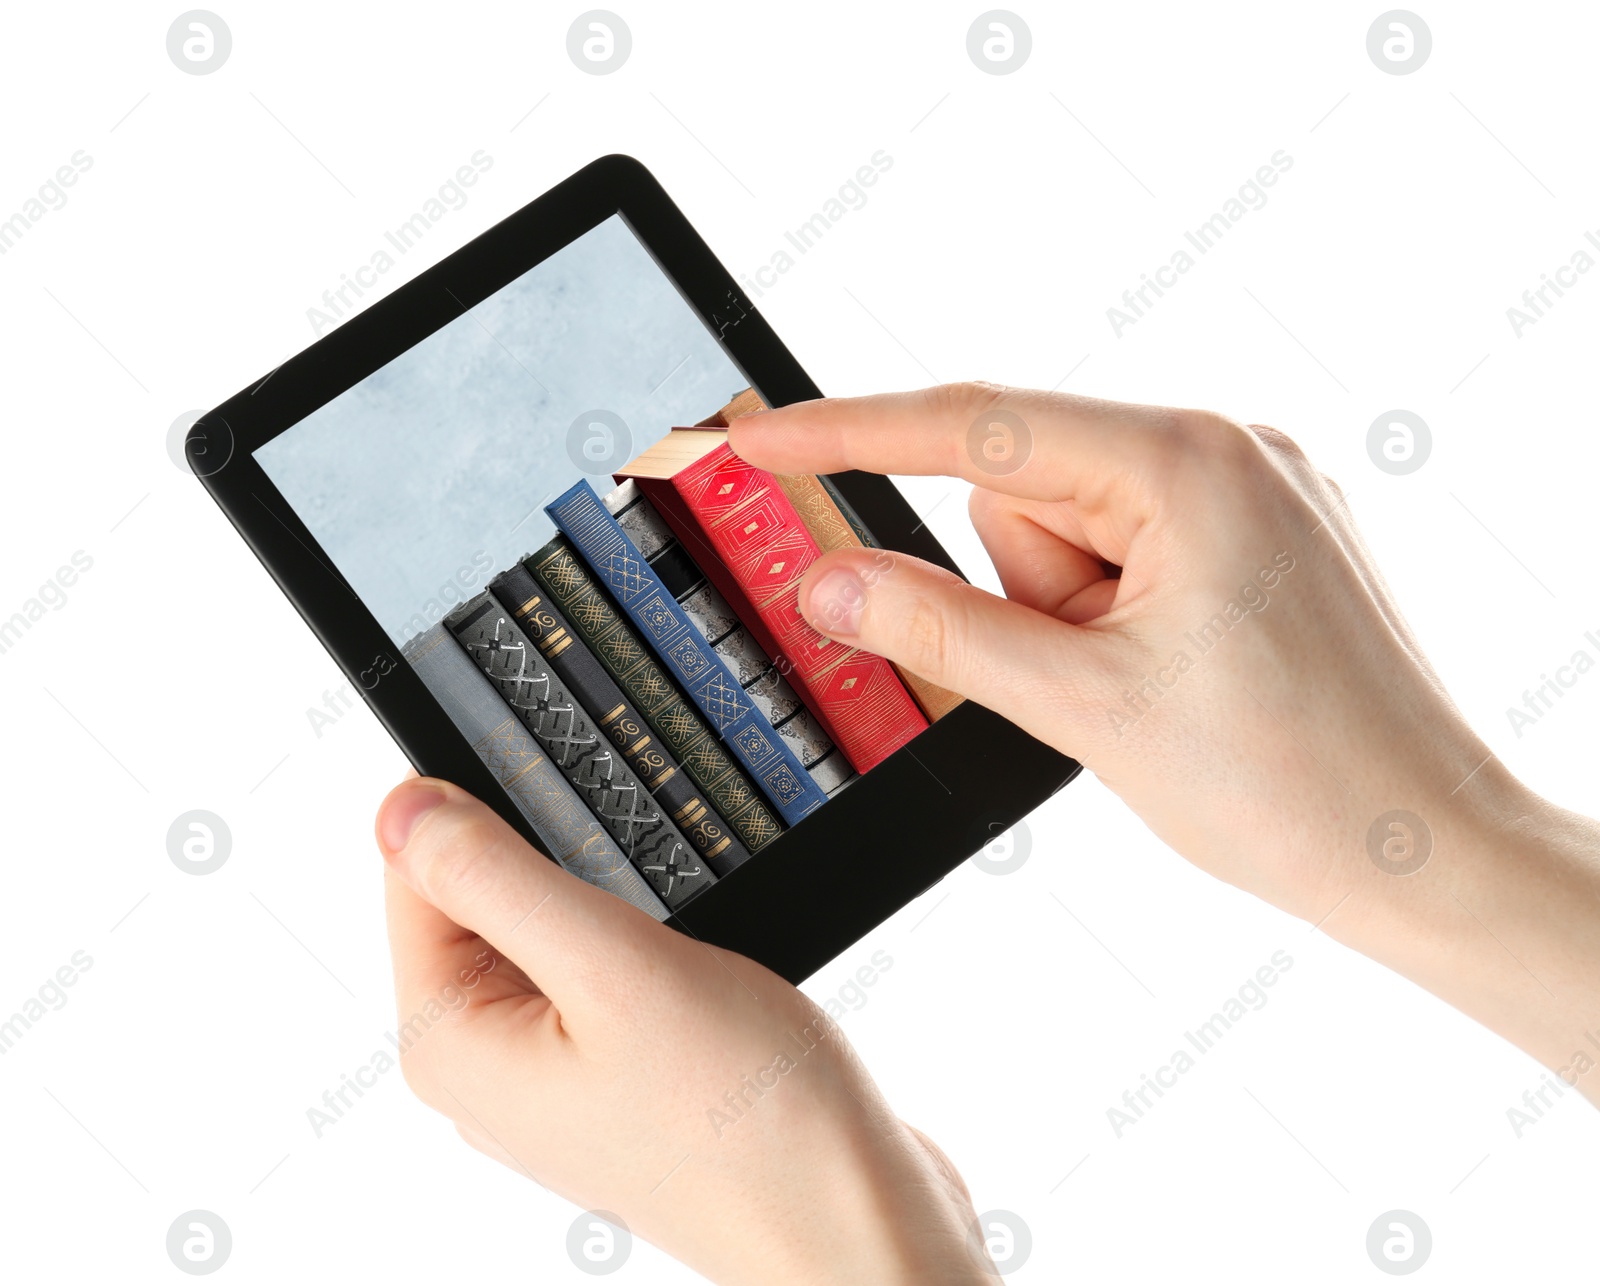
[189,154,1080,984]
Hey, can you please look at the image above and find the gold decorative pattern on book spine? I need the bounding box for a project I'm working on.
[532,540,786,851]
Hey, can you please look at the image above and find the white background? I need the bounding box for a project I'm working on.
[2,1,1597,1280]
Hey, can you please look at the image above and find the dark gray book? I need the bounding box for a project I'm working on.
[491,561,752,878]
[446,592,715,910]
[527,536,785,854]
[401,624,668,920]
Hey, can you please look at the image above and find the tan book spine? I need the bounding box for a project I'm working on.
[696,387,767,426]
[773,472,964,722]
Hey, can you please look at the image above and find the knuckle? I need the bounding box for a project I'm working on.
[1132,405,1216,492]
[1168,409,1274,478]
[413,807,505,905]
[900,592,960,680]
[1146,403,1194,439]
[1238,421,1336,504]
[925,380,1009,422]
[1248,422,1308,462]
[1177,407,1248,450]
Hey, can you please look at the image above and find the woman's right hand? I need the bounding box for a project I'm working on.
[732,384,1600,1099]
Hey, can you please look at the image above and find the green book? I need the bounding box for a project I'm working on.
[528,536,785,853]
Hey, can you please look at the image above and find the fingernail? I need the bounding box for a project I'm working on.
[803,567,867,637]
[378,782,446,858]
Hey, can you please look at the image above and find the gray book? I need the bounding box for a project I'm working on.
[447,593,716,911]
[402,624,668,921]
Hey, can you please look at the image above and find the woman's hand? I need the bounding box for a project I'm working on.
[736,382,1466,919]
[376,777,990,1285]
[731,383,1600,1102]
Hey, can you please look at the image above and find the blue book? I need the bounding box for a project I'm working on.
[546,480,828,825]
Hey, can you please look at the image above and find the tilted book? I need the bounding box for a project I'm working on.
[401,623,668,920]
[695,387,876,552]
[446,592,714,910]
[616,432,928,774]
[707,388,959,721]
[545,480,828,825]
[490,561,752,878]
[525,535,786,853]
[703,392,955,720]
[605,480,853,796]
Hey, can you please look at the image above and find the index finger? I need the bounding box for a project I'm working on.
[726,382,1178,506]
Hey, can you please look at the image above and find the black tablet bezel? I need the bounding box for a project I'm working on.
[189,153,1079,983]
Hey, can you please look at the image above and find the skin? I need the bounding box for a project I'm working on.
[378,383,1600,1282]
[380,780,984,1284]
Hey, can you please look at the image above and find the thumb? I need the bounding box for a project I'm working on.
[377,777,657,1005]
[796,548,1105,748]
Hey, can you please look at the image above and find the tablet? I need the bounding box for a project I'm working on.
[188,154,1079,983]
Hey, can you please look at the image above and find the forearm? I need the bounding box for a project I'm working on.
[1327,762,1600,1105]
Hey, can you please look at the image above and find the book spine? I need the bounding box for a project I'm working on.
[545,481,829,824]
[400,624,667,920]
[670,444,929,774]
[606,481,854,795]
[445,592,714,910]
[814,473,877,549]
[526,536,785,854]
[774,472,964,723]
[491,562,752,878]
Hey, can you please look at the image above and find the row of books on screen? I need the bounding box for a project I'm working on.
[402,400,961,921]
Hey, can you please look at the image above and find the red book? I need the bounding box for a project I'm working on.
[625,469,793,687]
[618,431,928,774]
[624,469,852,753]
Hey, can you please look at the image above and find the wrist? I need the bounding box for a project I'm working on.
[743,1118,989,1286]
[1323,761,1600,1101]
[675,1076,987,1286]
[806,1125,988,1285]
